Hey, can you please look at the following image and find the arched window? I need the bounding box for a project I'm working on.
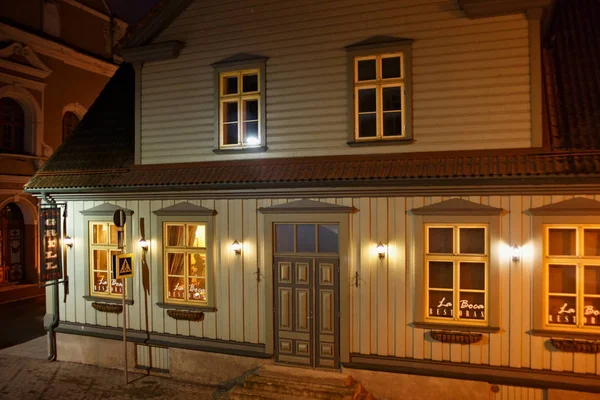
[0,98,25,154]
[62,111,80,141]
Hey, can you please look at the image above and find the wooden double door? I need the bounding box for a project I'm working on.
[274,256,340,369]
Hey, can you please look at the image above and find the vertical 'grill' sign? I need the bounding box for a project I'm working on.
[40,206,62,282]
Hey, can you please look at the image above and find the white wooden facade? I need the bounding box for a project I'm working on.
[54,194,600,376]
[139,0,533,164]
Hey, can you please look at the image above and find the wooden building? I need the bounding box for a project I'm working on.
[25,0,600,398]
[0,0,126,286]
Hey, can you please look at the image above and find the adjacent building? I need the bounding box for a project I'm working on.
[0,0,125,285]
[25,0,600,398]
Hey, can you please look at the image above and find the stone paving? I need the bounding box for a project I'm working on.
[0,339,227,400]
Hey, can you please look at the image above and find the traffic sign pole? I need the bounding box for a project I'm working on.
[113,209,128,386]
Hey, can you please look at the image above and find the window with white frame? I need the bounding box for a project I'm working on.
[89,222,124,298]
[544,225,600,329]
[354,54,405,140]
[425,224,488,324]
[219,69,261,148]
[163,223,208,304]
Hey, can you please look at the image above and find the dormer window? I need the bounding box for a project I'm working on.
[0,98,24,154]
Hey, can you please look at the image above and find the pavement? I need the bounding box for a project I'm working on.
[0,295,45,350]
[0,337,227,400]
[0,296,227,399]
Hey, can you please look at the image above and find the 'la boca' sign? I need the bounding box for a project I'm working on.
[40,207,62,282]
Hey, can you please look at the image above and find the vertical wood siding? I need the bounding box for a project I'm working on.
[60,195,600,376]
[139,0,531,164]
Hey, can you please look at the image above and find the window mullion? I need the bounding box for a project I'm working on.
[454,261,459,321]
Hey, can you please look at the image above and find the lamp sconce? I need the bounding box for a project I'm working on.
[232,240,242,255]
[376,242,386,260]
[511,244,521,262]
[138,238,149,251]
[64,236,73,248]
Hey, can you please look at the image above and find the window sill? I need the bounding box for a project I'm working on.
[156,302,217,312]
[83,295,133,305]
[531,329,600,340]
[213,146,268,154]
[412,321,500,333]
[346,139,414,147]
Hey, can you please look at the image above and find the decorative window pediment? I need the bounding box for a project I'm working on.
[410,198,506,216]
[0,42,52,79]
[153,202,216,216]
[258,199,357,214]
[80,203,134,216]
[527,197,600,216]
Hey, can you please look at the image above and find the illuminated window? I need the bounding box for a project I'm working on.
[164,223,208,304]
[425,224,488,324]
[62,111,80,141]
[89,222,123,298]
[0,98,24,153]
[544,225,600,330]
[218,69,262,148]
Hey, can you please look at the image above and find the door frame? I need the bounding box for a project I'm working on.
[263,213,350,364]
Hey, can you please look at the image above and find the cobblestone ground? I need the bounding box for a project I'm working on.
[0,353,226,400]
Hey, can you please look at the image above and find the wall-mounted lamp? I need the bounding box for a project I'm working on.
[138,238,149,251]
[64,236,73,248]
[232,240,242,255]
[376,242,386,259]
[511,244,521,262]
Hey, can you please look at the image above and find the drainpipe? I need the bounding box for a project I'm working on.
[42,192,59,361]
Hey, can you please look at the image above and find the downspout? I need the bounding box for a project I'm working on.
[42,192,59,361]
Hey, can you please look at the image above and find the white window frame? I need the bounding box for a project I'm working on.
[163,222,209,306]
[354,53,406,141]
[543,224,600,331]
[345,38,413,145]
[424,224,489,325]
[219,69,261,148]
[88,221,125,299]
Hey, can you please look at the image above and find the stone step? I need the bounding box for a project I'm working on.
[229,387,300,400]
[242,375,354,400]
[256,366,349,388]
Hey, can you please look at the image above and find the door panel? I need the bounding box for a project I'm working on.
[315,258,339,368]
[274,257,314,367]
[274,256,340,369]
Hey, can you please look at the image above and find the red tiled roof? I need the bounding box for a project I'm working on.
[25,150,600,191]
[544,0,600,150]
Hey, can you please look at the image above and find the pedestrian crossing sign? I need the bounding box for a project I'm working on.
[115,254,134,279]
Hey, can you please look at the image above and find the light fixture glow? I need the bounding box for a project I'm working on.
[139,238,149,250]
[511,244,521,262]
[232,240,242,255]
[246,137,260,145]
[64,236,73,248]
[376,242,386,259]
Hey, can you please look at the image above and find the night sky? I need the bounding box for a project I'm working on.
[106,0,160,25]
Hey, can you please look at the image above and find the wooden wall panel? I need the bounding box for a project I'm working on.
[60,194,600,376]
[140,0,531,164]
